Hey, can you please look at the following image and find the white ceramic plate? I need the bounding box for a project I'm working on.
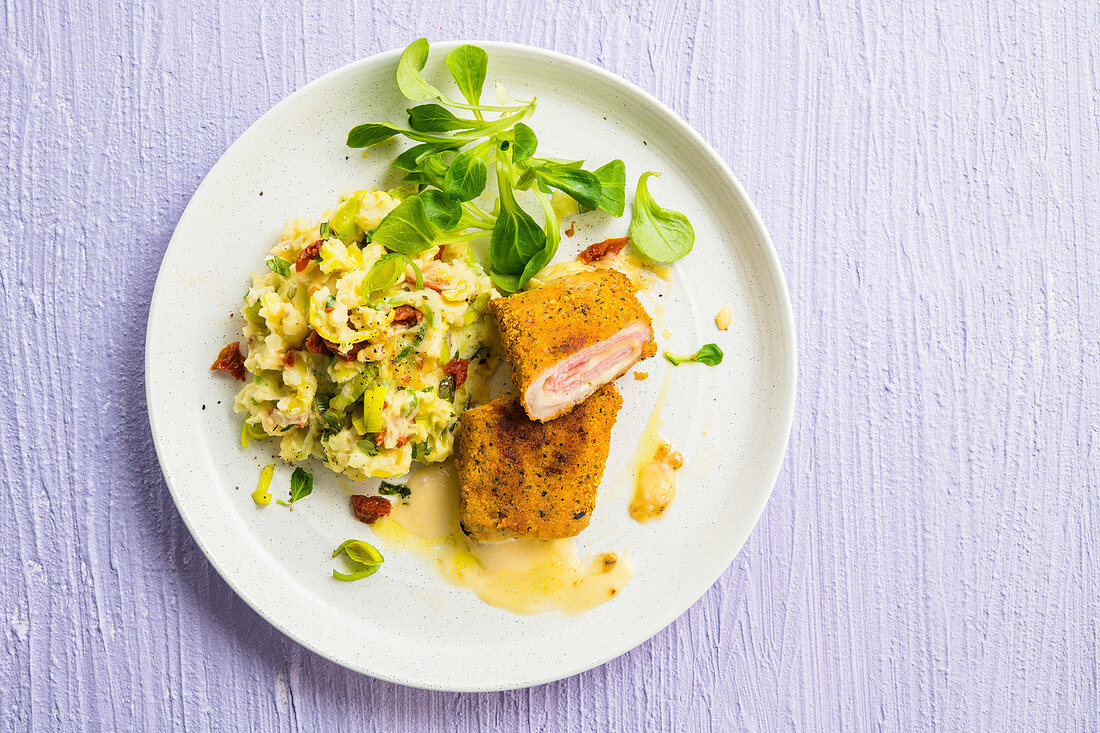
[145,41,795,692]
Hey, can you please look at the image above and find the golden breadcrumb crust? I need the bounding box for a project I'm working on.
[454,384,623,541]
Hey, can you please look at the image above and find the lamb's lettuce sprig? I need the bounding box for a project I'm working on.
[628,171,695,262]
[347,38,626,291]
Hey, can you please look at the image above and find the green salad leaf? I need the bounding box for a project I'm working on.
[407,103,475,133]
[529,162,601,210]
[346,122,403,148]
[511,123,538,163]
[419,188,462,230]
[343,38,695,291]
[628,171,694,262]
[396,37,442,101]
[443,148,488,201]
[489,202,545,277]
[592,159,626,216]
[394,142,457,171]
[371,195,438,254]
[445,44,489,106]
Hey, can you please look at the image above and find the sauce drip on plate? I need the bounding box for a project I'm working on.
[624,370,683,522]
[373,463,634,615]
[630,442,684,522]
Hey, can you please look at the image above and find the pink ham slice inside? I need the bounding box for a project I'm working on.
[524,320,650,421]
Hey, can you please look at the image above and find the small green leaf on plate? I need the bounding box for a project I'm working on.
[663,343,724,366]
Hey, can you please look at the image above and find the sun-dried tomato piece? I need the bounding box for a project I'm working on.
[295,240,323,272]
[304,330,331,354]
[210,342,246,380]
[336,341,368,361]
[443,358,469,387]
[350,495,391,524]
[578,236,629,264]
[392,305,423,326]
[304,330,366,361]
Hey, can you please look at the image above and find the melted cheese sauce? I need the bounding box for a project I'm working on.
[629,443,684,522]
[625,370,684,522]
[374,463,634,615]
[527,252,670,292]
[389,462,458,539]
[611,252,672,286]
[624,370,672,479]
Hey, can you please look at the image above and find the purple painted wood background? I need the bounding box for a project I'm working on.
[2,0,1096,730]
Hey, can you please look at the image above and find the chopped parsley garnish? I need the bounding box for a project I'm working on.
[277,467,314,506]
[266,256,292,277]
[378,481,411,499]
[320,410,342,438]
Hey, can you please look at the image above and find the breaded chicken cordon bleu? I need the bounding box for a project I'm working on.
[455,385,623,541]
[489,269,655,422]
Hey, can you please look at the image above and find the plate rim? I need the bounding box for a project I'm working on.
[145,39,797,691]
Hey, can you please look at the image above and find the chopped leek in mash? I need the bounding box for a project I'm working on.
[234,188,498,480]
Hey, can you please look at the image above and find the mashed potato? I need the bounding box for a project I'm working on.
[234,189,498,480]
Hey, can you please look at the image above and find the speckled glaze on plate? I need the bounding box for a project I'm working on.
[145,41,796,692]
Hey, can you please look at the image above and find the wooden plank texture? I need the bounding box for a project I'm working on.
[1,0,1096,729]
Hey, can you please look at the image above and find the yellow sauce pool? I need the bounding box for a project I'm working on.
[373,462,634,615]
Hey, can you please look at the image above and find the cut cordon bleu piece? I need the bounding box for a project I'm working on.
[489,268,655,422]
[455,385,622,541]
